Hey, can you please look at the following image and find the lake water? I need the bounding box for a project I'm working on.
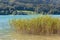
[0,15,60,22]
[0,15,60,39]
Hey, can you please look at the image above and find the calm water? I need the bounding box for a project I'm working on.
[0,15,60,39]
[0,15,60,22]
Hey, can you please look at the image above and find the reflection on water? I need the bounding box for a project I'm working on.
[0,15,60,40]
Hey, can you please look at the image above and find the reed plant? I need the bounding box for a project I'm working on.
[10,16,60,35]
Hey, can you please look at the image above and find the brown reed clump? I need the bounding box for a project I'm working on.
[10,16,60,35]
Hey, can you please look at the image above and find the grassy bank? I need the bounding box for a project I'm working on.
[10,15,60,35]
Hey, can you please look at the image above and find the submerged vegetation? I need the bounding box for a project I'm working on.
[10,15,60,35]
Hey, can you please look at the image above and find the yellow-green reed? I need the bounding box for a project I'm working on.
[10,15,60,35]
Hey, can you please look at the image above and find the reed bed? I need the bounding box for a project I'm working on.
[10,16,60,35]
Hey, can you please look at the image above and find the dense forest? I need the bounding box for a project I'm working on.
[0,0,60,15]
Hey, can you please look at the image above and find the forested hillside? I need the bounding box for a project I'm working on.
[0,0,60,15]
